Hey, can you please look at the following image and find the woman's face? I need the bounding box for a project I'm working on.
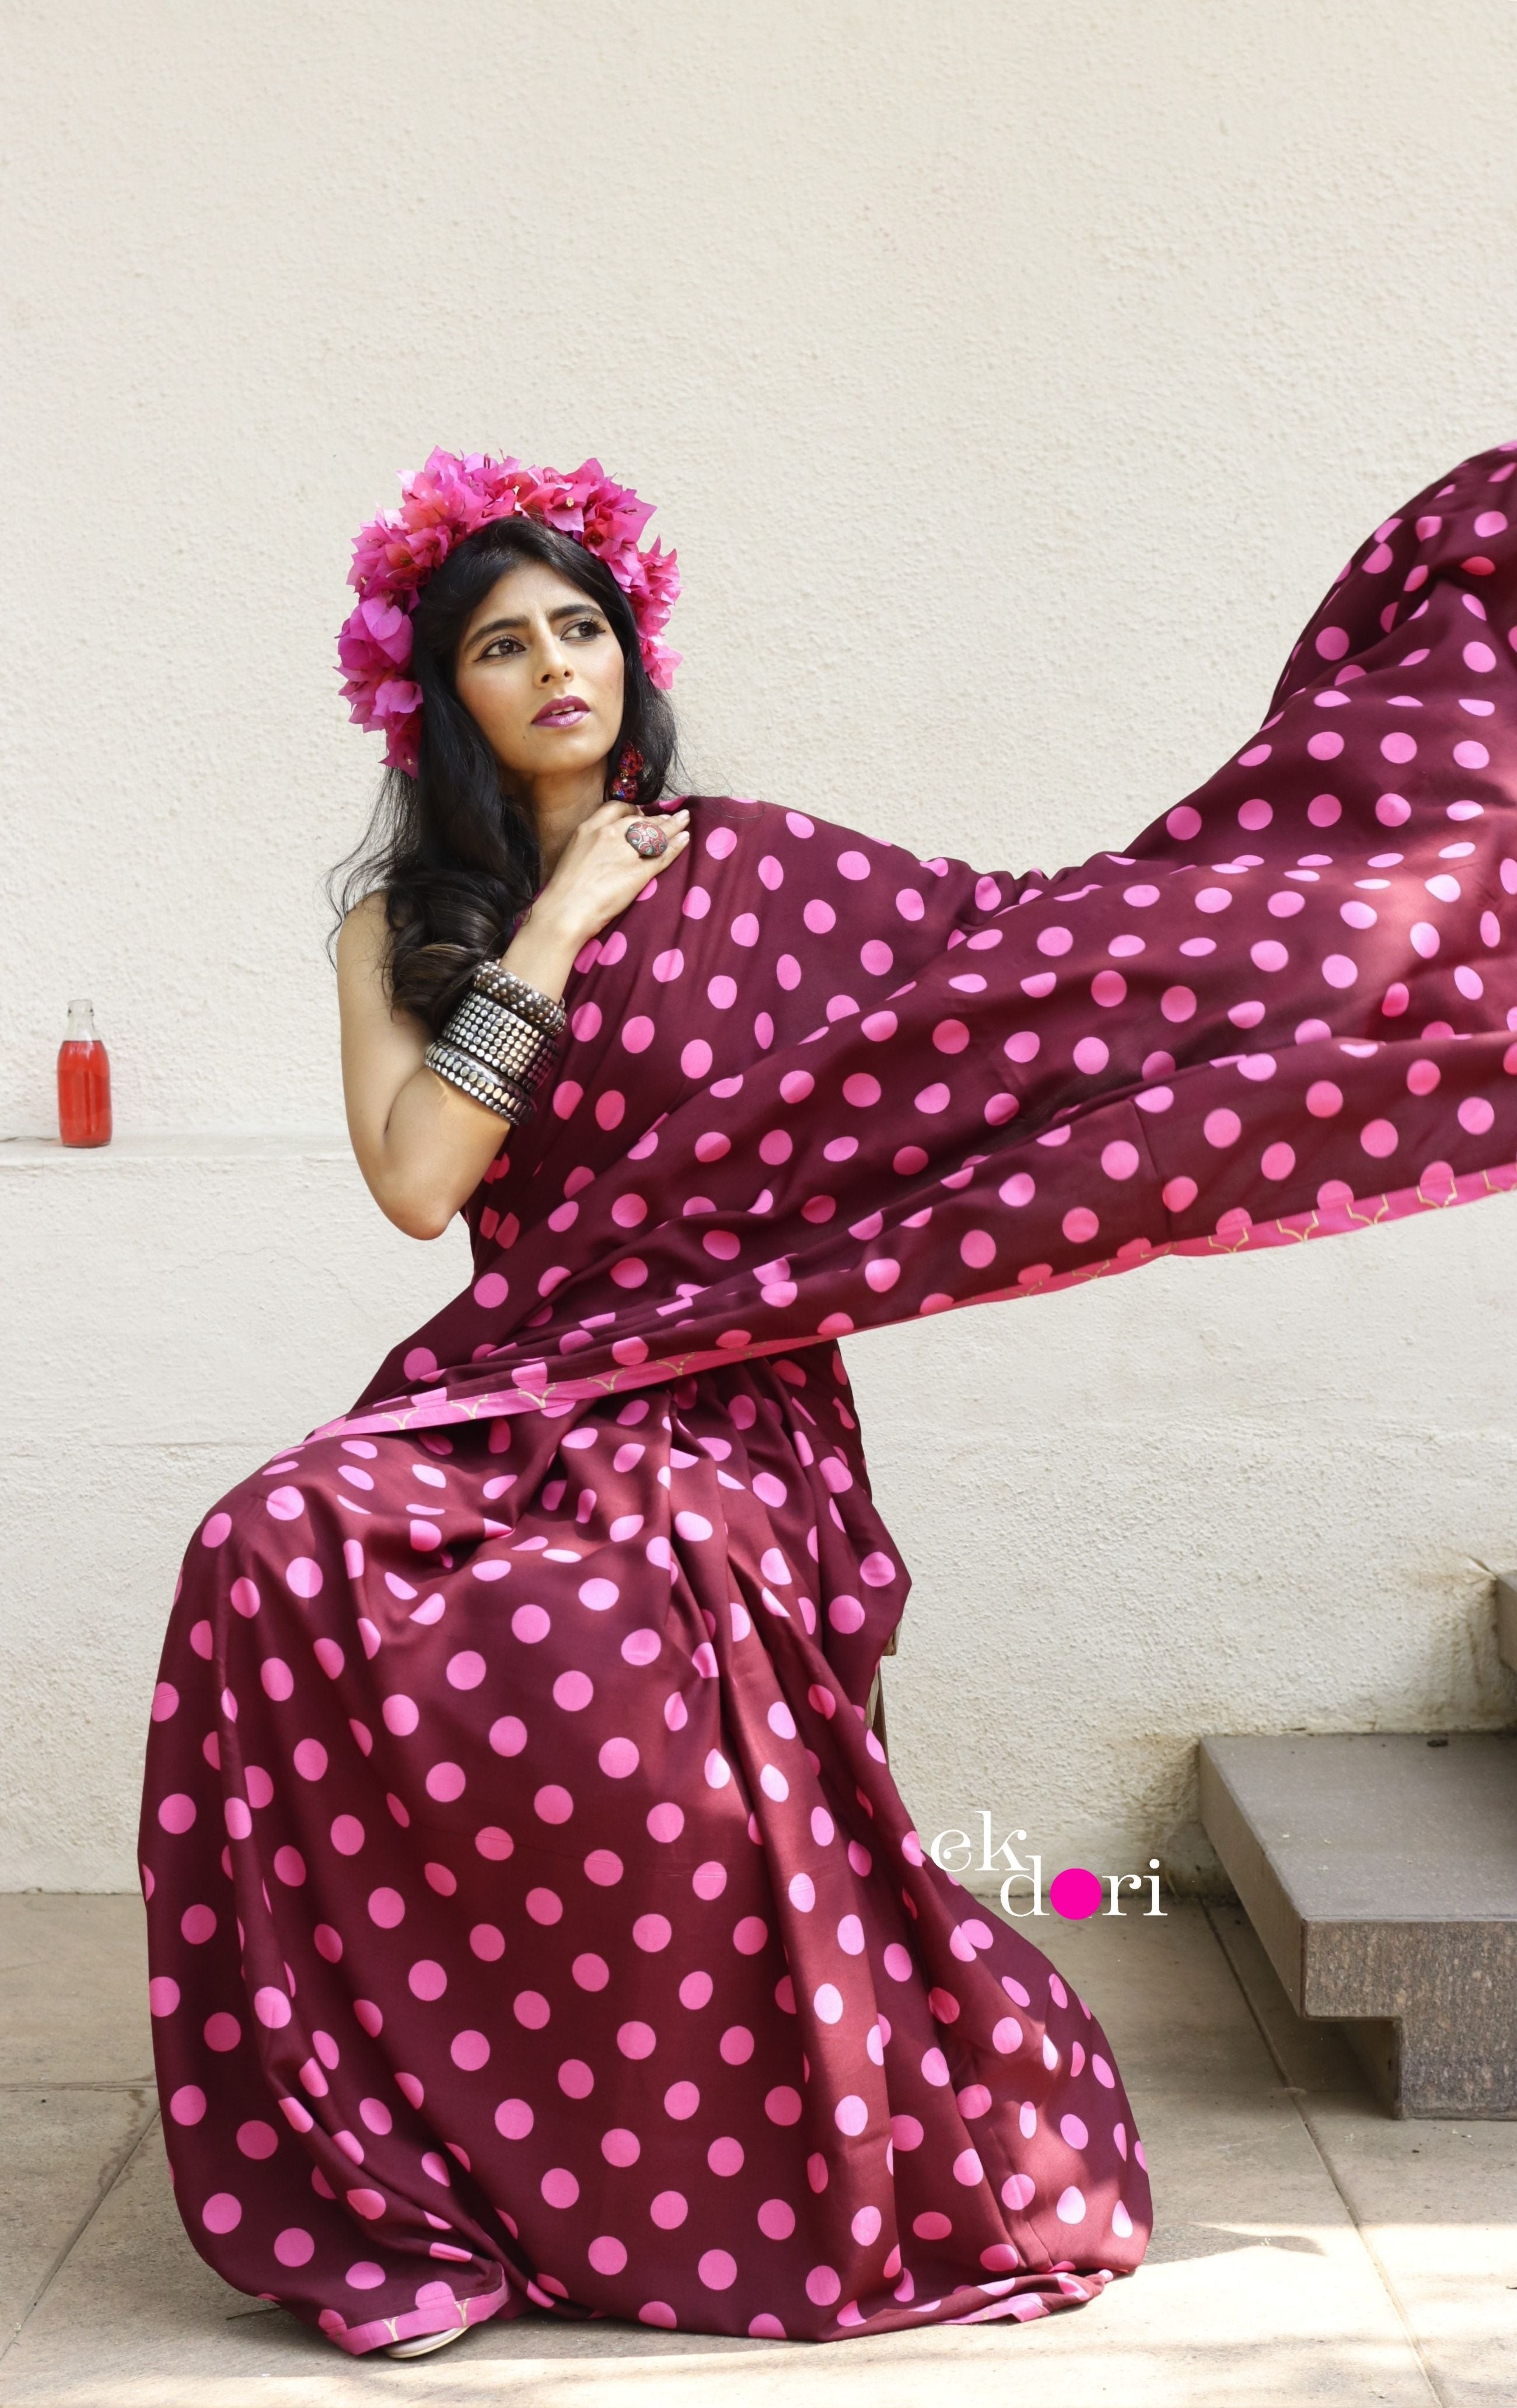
[454,560,626,789]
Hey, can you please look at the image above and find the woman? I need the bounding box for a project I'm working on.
[141,442,1517,2360]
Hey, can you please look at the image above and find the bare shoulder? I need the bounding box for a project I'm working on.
[336,890,392,981]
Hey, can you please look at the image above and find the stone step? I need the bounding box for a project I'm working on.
[1198,1732,1517,2117]
[1494,1572,1517,1676]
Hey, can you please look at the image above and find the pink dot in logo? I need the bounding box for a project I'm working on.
[1049,1866,1103,1920]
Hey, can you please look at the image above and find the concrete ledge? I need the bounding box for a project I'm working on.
[1198,1733,1517,2119]
[0,1132,350,1164]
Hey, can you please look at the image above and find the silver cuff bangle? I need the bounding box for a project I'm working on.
[424,1041,530,1123]
[471,962,567,1037]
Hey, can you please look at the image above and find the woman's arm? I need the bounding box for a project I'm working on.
[336,800,689,1239]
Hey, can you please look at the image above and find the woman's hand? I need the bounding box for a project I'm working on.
[518,799,693,948]
[337,803,690,1241]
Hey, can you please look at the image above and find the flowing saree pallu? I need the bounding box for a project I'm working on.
[142,441,1517,2355]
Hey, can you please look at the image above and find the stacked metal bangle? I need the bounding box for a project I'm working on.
[424,962,567,1125]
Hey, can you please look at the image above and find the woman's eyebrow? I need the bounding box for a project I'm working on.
[469,603,603,643]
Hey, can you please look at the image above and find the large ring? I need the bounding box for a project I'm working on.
[624,818,669,860]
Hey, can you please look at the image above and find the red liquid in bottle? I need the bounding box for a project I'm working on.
[58,1000,112,1147]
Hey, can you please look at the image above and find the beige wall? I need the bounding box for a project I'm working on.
[5,1,1517,1888]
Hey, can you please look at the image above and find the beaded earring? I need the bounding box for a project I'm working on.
[609,744,645,802]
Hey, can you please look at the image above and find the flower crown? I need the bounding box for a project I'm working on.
[337,448,680,777]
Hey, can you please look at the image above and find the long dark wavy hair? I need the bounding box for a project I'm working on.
[328,517,680,1033]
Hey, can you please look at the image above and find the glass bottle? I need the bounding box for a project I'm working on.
[57,999,112,1148]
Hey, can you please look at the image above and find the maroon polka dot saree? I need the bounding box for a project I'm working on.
[142,441,1517,2352]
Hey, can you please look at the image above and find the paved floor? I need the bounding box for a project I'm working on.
[0,1892,1510,2407]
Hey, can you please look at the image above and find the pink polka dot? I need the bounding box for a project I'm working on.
[1315,626,1350,659]
[589,2235,627,2274]
[1166,805,1202,838]
[650,2189,687,2228]
[158,1793,197,1835]
[1308,730,1344,761]
[284,1558,323,1600]
[1162,1176,1198,1213]
[201,1513,232,1548]
[451,2029,490,2071]
[346,2260,385,2289]
[425,1762,466,1803]
[1360,1119,1399,1158]
[446,1651,486,1691]
[253,1987,291,2027]
[368,1886,404,1929]
[1307,1081,1343,1118]
[1261,1142,1296,1179]
[202,2192,242,2233]
[1061,1207,1099,1244]
[1322,954,1358,989]
[1160,985,1197,1022]
[757,2197,797,2239]
[525,1778,572,1827]
[1459,1096,1496,1135]
[1203,1109,1240,1148]
[512,1606,550,1643]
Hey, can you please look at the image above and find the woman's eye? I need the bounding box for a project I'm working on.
[570,618,604,640]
